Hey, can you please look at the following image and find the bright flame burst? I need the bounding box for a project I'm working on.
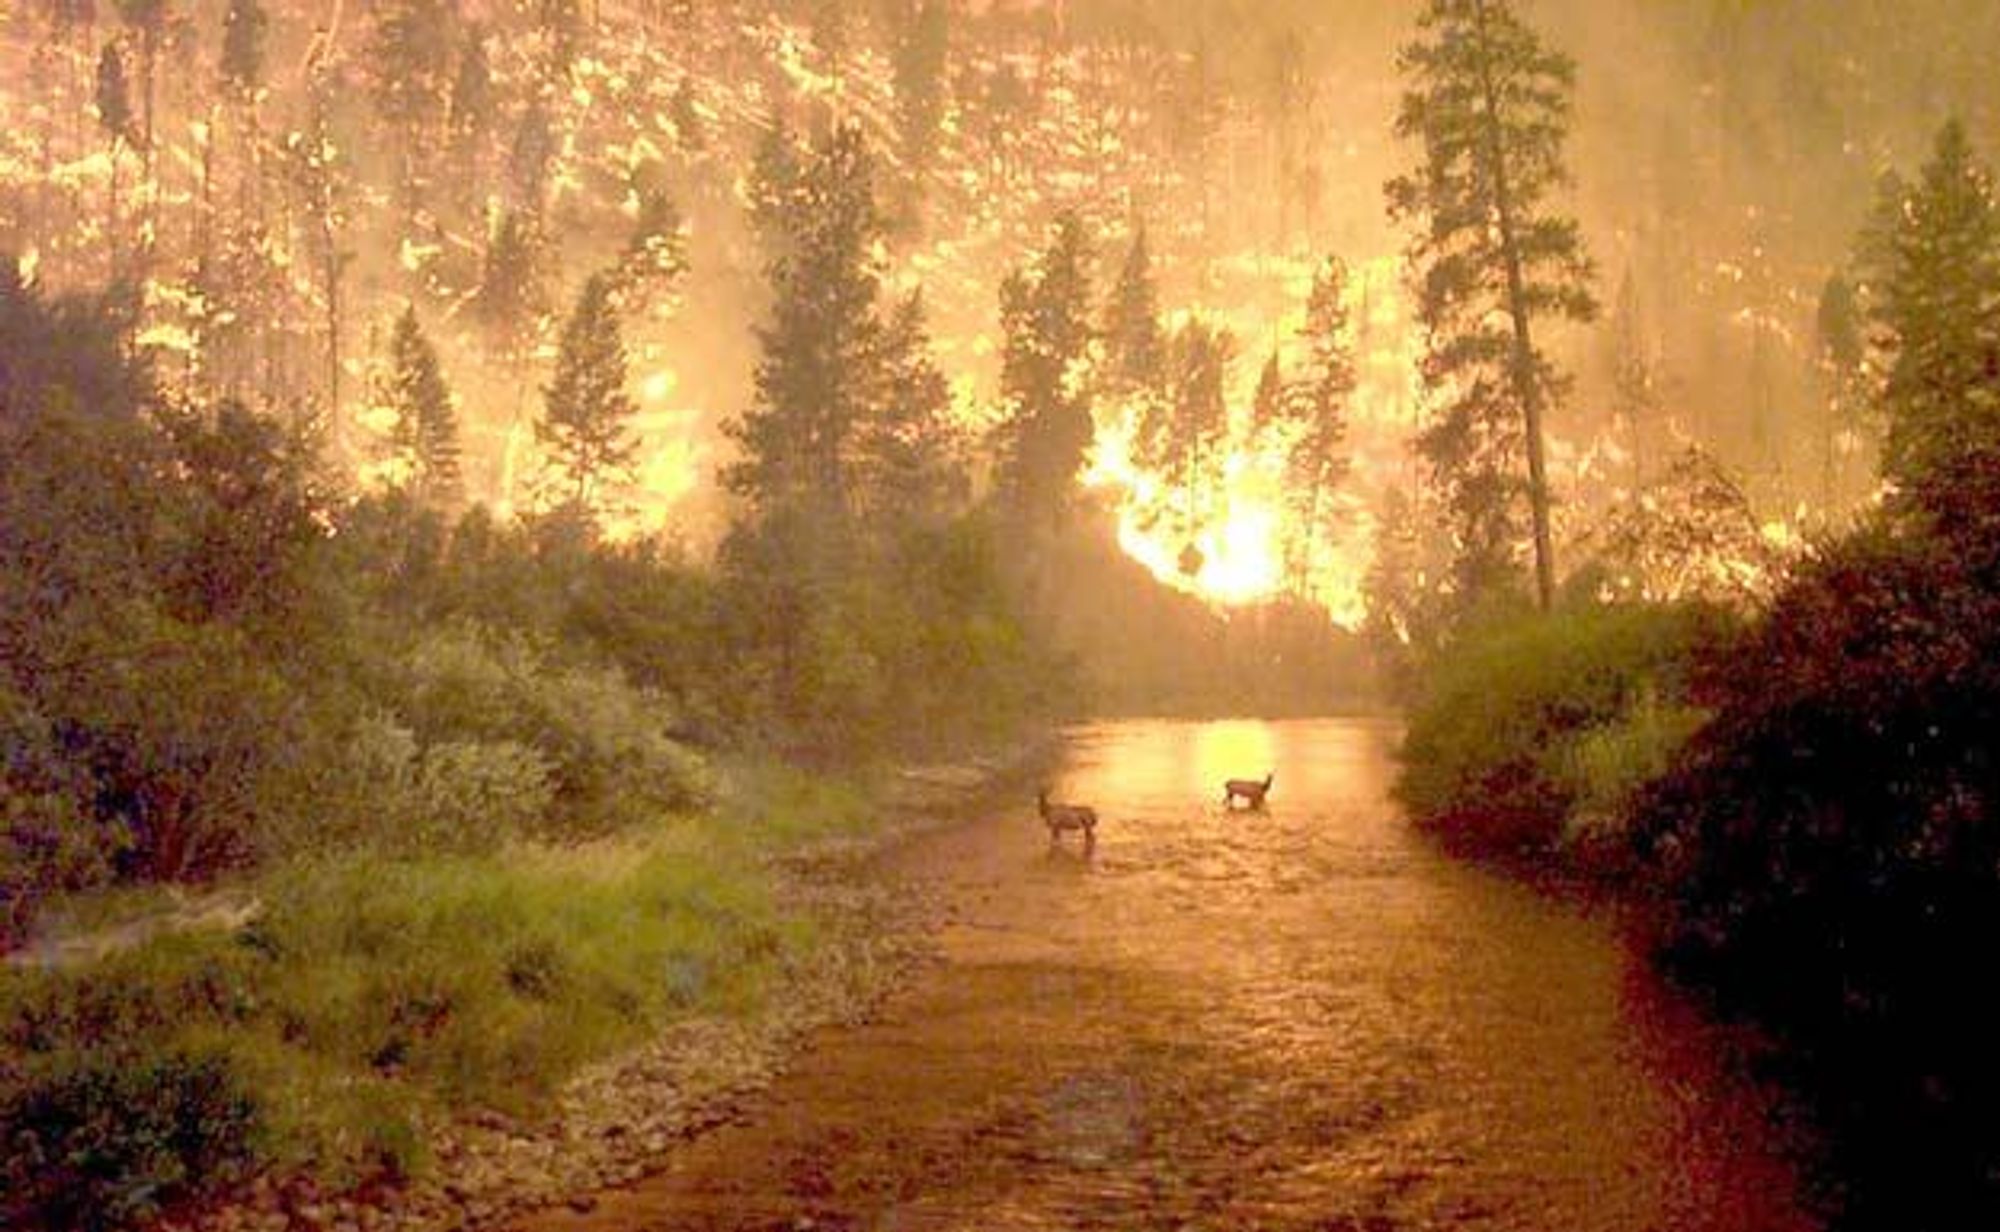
[1085,425,1290,608]
[1072,251,1418,628]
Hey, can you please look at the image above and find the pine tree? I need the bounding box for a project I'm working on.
[286,70,348,424]
[1102,224,1165,398]
[209,0,282,402]
[538,273,639,517]
[995,211,1095,539]
[1252,350,1285,434]
[378,307,462,507]
[473,209,548,358]
[446,26,494,204]
[95,41,135,284]
[1386,0,1598,609]
[1814,272,1865,507]
[747,115,805,259]
[1138,319,1231,562]
[856,291,963,527]
[509,100,558,211]
[95,42,135,146]
[112,0,165,162]
[370,0,457,216]
[612,187,688,318]
[1862,120,2000,525]
[1283,256,1356,585]
[724,123,886,529]
[719,125,921,742]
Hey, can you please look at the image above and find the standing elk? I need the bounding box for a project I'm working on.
[1223,773,1274,810]
[1038,789,1098,852]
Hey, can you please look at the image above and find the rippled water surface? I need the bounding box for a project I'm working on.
[524,719,1823,1231]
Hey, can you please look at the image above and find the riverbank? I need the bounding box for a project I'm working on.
[1,741,1056,1232]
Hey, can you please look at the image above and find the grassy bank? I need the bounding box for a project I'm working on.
[0,763,919,1230]
[1393,601,1733,874]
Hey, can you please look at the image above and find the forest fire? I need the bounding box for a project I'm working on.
[8,2,2000,1229]
[1085,430,1287,607]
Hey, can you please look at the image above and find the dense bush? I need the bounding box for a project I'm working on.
[0,238,1056,1229]
[0,1045,259,1229]
[1632,526,2000,1211]
[712,513,1058,761]
[388,623,706,834]
[0,278,725,928]
[1552,694,1708,864]
[1,282,326,918]
[1395,602,1731,855]
[1637,526,2000,1010]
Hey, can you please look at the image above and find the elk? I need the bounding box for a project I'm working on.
[1223,773,1274,810]
[1037,789,1097,851]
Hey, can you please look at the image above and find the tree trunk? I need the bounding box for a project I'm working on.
[1474,0,1557,611]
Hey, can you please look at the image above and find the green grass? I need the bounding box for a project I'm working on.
[0,810,829,1228]
[712,758,878,849]
[1396,601,1730,854]
[1553,694,1711,860]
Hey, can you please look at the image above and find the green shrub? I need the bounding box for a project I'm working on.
[244,845,800,1108]
[2,686,126,944]
[391,624,706,837]
[408,740,555,851]
[716,759,876,849]
[1396,601,1731,854]
[1552,695,1709,866]
[0,1045,259,1230]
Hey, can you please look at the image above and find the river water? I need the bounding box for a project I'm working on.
[523,718,1825,1231]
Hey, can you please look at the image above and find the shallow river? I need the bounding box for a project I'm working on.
[522,718,1825,1231]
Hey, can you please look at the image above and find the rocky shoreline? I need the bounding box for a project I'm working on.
[151,740,1055,1232]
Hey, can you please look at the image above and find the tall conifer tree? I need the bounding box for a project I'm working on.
[538,273,638,518]
[1861,120,2000,526]
[378,307,462,507]
[724,123,886,531]
[1387,0,1598,609]
[1102,225,1165,398]
[994,212,1095,539]
[856,291,963,528]
[1138,318,1232,557]
[1285,256,1356,585]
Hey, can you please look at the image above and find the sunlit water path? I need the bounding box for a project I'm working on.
[519,719,1822,1230]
